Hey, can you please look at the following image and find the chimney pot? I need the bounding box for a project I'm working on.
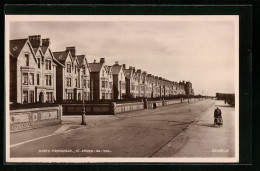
[100,58,105,63]
[28,35,42,48]
[42,38,50,47]
[94,59,96,63]
[114,61,119,65]
[66,47,76,57]
[122,64,126,69]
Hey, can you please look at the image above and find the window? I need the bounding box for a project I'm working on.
[75,67,77,74]
[37,74,40,85]
[141,85,144,91]
[121,83,125,90]
[37,58,41,68]
[45,60,51,70]
[25,54,29,66]
[22,73,28,85]
[67,78,71,87]
[29,91,34,103]
[23,91,28,103]
[46,92,53,102]
[67,64,71,73]
[84,80,86,88]
[75,79,77,87]
[105,81,108,88]
[102,70,104,77]
[83,66,86,75]
[67,92,73,100]
[102,93,105,99]
[87,80,90,88]
[121,73,123,79]
[29,73,34,85]
[131,85,135,91]
[102,81,105,88]
[45,75,52,86]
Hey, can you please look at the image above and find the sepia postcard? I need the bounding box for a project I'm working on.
[5,15,239,163]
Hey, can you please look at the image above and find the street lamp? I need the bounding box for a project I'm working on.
[81,65,86,125]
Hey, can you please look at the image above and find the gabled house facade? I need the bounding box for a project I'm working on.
[53,49,78,101]
[107,66,113,99]
[111,62,126,99]
[124,66,139,98]
[32,37,57,103]
[9,35,57,104]
[77,55,91,101]
[89,58,112,100]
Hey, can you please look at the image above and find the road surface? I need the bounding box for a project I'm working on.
[10,99,235,158]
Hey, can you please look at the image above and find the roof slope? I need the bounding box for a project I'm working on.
[10,39,28,58]
[53,51,70,65]
[40,46,48,55]
[89,63,103,72]
[77,55,85,65]
[124,69,132,79]
[111,65,122,75]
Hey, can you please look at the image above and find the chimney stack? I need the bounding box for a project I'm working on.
[122,64,126,69]
[42,38,50,47]
[29,35,42,48]
[66,47,76,57]
[114,61,119,66]
[100,58,105,63]
[94,59,96,63]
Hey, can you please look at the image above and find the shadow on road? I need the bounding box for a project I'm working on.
[214,105,233,108]
[170,123,189,126]
[219,105,232,108]
[195,123,216,128]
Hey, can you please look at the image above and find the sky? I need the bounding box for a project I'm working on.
[9,16,238,96]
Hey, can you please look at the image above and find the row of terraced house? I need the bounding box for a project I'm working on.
[9,35,194,104]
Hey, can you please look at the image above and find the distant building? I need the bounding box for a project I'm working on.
[185,81,194,96]
[111,62,126,99]
[9,35,57,104]
[76,54,91,101]
[89,58,112,100]
[124,66,139,98]
[53,47,89,102]
[9,35,195,104]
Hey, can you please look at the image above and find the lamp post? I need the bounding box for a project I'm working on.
[81,66,86,125]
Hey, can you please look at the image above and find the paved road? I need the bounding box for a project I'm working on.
[154,100,236,158]
[10,99,235,158]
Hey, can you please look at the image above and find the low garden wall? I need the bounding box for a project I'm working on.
[61,98,205,115]
[62,103,115,115]
[115,102,144,114]
[10,106,62,132]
